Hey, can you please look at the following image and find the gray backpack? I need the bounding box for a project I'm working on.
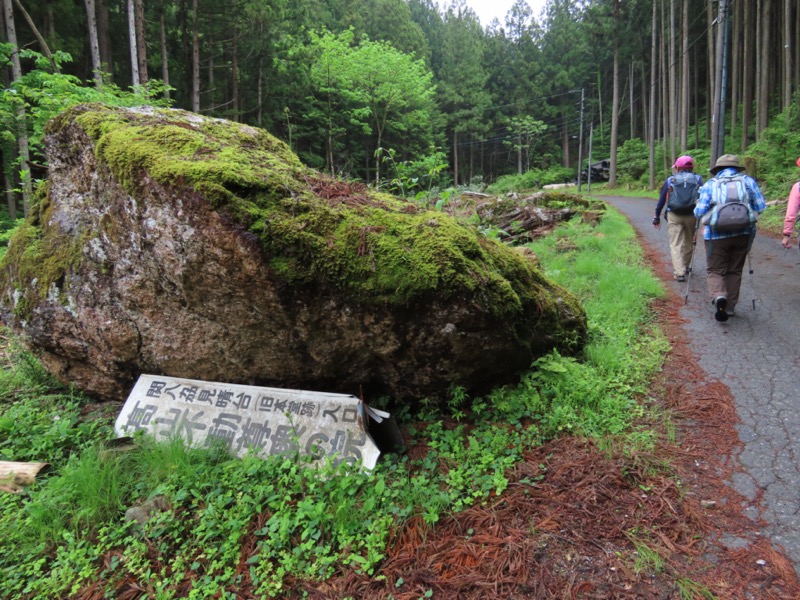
[701,174,758,232]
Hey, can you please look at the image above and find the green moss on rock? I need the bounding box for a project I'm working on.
[0,179,90,320]
[31,105,583,322]
[63,106,309,208]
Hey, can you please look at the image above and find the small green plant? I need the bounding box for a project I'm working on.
[675,577,717,599]
[434,187,454,211]
[376,146,449,202]
[0,342,113,467]
[626,530,665,575]
[477,224,507,240]
[447,385,468,421]
[375,147,405,196]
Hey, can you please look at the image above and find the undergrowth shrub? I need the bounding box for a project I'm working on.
[0,344,112,468]
[486,165,576,194]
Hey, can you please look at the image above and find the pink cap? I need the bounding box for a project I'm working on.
[672,155,694,169]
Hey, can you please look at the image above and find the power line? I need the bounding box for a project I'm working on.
[474,88,584,115]
[455,113,585,149]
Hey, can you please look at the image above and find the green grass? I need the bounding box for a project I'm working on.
[0,197,671,598]
[0,342,114,467]
[675,577,717,599]
[521,207,668,441]
[626,530,667,576]
[588,183,661,199]
[754,201,786,238]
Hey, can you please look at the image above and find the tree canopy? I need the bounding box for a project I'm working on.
[2,0,799,208]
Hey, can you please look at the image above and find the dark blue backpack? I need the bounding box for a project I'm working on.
[667,172,699,215]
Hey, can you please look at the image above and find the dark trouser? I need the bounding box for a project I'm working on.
[704,235,751,310]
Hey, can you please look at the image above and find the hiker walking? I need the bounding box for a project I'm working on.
[780,157,800,249]
[652,155,702,282]
[694,154,766,322]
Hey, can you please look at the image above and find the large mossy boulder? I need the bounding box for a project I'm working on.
[0,105,587,403]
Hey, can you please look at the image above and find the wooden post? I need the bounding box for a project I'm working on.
[0,461,50,493]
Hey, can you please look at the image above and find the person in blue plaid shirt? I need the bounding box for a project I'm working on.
[693,154,766,322]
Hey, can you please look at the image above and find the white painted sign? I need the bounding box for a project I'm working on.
[115,374,387,470]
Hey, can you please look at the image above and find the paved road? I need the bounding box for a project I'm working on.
[601,194,800,575]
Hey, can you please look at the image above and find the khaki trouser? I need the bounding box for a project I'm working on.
[666,212,697,277]
[704,234,751,310]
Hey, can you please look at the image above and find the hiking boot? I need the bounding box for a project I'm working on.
[676,275,686,282]
[714,297,729,322]
[726,307,735,316]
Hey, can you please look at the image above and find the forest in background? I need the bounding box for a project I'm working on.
[2,0,800,216]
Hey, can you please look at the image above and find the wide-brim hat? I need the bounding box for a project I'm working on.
[710,153,744,175]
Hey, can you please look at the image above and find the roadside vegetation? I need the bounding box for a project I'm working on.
[0,200,683,598]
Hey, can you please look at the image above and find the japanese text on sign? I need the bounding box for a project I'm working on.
[115,375,382,469]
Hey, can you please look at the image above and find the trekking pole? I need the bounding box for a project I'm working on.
[748,251,756,310]
[684,219,700,305]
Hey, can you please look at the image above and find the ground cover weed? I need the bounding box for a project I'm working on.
[625,529,667,576]
[505,207,668,448]
[0,337,115,471]
[675,577,717,599]
[0,338,62,396]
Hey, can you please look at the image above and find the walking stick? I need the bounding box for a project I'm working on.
[684,219,700,305]
[748,251,756,310]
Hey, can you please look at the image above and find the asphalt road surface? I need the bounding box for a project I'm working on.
[602,194,800,577]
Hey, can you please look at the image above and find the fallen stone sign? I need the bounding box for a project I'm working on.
[114,374,403,470]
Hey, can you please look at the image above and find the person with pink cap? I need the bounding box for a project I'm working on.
[780,157,800,249]
[653,155,703,282]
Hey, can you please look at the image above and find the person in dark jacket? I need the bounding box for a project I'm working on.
[653,155,703,282]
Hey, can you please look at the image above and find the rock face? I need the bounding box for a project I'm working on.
[0,105,587,403]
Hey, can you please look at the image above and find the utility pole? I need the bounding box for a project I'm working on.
[127,0,140,87]
[577,88,585,192]
[710,0,730,164]
[587,123,594,193]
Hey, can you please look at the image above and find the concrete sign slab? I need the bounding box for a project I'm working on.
[114,374,390,470]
